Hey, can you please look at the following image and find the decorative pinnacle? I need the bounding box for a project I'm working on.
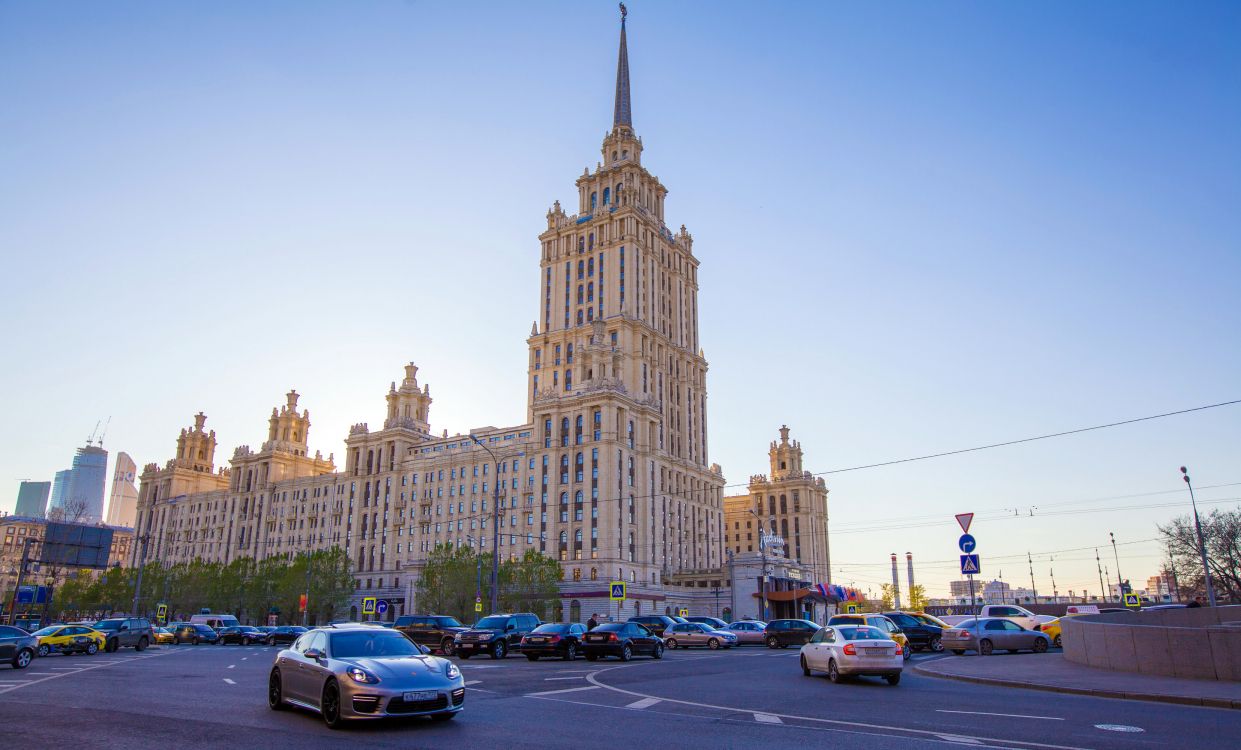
[613,3,632,129]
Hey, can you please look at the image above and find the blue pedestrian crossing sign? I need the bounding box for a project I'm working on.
[960,554,981,575]
[609,582,626,601]
[361,596,377,615]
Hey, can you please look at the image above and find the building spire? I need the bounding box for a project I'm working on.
[613,3,632,130]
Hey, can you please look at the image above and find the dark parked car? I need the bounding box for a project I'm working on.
[454,613,541,660]
[0,625,37,669]
[686,616,729,630]
[521,623,587,661]
[582,622,664,661]
[882,612,944,652]
[265,626,307,647]
[627,615,680,637]
[217,626,265,645]
[394,615,469,655]
[92,617,154,652]
[171,623,218,645]
[763,619,819,649]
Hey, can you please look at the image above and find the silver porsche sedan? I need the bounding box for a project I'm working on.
[268,624,465,728]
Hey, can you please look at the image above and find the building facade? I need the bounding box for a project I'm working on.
[723,426,831,585]
[131,13,727,621]
[48,444,109,523]
[14,481,51,518]
[106,452,139,528]
[1,515,133,604]
[49,470,71,515]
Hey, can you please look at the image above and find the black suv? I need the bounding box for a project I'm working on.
[394,614,469,655]
[882,612,944,652]
[627,615,682,637]
[92,617,154,652]
[763,619,819,649]
[454,613,541,659]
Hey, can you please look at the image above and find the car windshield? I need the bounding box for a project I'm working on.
[838,626,888,641]
[32,626,61,636]
[532,624,568,634]
[330,631,423,658]
[475,616,510,629]
[93,620,122,631]
[436,617,464,627]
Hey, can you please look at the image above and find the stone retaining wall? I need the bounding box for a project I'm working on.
[1061,605,1241,681]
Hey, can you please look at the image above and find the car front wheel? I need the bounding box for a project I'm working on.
[440,638,455,656]
[665,638,678,650]
[979,639,993,656]
[136,637,148,652]
[766,636,779,649]
[268,670,286,710]
[652,644,664,660]
[929,637,943,652]
[801,655,811,676]
[491,641,506,660]
[563,643,577,661]
[1032,638,1049,654]
[707,638,720,650]
[321,681,344,729]
[37,644,49,657]
[86,642,99,655]
[1054,635,1062,648]
[13,648,33,669]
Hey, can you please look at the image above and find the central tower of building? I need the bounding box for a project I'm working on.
[527,8,724,604]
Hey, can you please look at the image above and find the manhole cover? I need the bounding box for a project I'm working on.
[1095,724,1144,733]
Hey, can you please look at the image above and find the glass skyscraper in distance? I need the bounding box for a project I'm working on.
[47,444,108,523]
[14,480,51,518]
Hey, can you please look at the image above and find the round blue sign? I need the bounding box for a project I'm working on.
[376,599,389,614]
[958,534,977,553]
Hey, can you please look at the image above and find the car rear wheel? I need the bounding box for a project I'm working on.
[979,639,993,656]
[321,681,344,729]
[801,655,811,676]
[13,648,33,669]
[37,644,49,657]
[827,659,841,683]
[620,645,632,662]
[192,637,200,646]
[266,637,275,647]
[1032,638,1049,654]
[268,670,286,710]
[1053,635,1062,648]
[491,641,506,660]
[665,638,678,649]
[707,638,720,650]
[929,637,943,652]
[766,636,779,649]
[903,646,912,661]
[886,674,901,686]
[136,637,148,652]
[563,643,577,661]
[86,642,99,655]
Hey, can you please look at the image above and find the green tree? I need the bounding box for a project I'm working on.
[908,584,929,610]
[499,550,561,620]
[1160,509,1241,603]
[416,544,487,622]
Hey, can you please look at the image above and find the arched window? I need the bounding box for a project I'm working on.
[576,310,583,325]
[768,496,776,516]
[575,454,584,481]
[559,531,568,543]
[780,495,787,514]
[602,187,610,205]
[587,282,594,302]
[565,369,573,389]
[574,416,583,445]
[590,192,597,209]
[590,567,598,580]
[575,529,583,542]
[561,418,570,446]
[570,599,582,621]
[587,308,594,321]
[577,260,584,279]
[575,489,583,505]
[577,285,584,304]
[587,257,594,276]
[612,150,618,161]
[559,455,569,482]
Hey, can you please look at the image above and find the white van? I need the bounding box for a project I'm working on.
[190,614,240,630]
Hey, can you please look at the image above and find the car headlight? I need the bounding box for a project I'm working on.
[444,661,460,679]
[346,666,380,684]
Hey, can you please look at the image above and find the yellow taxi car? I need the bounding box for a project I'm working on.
[153,627,177,645]
[1040,619,1063,648]
[826,614,911,660]
[31,624,106,657]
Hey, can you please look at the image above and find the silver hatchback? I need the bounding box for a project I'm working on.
[269,625,465,728]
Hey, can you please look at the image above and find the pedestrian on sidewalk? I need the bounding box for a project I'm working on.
[587,613,599,630]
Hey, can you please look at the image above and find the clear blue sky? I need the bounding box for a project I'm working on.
[3,1,1238,598]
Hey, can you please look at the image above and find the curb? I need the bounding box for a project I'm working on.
[912,663,1241,710]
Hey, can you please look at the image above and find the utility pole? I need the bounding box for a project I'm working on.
[1180,467,1218,607]
[470,436,511,616]
[302,552,311,627]
[1109,532,1124,603]
[1095,549,1106,603]
[130,534,149,617]
[1027,552,1038,604]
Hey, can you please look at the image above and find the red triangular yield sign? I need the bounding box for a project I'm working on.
[955,513,974,533]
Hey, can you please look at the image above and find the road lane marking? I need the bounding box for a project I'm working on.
[49,667,82,671]
[1095,725,1144,733]
[754,713,783,724]
[241,657,248,661]
[543,676,586,681]
[223,678,236,685]
[0,651,173,694]
[936,736,984,745]
[525,685,601,697]
[938,710,1064,721]
[583,665,1094,750]
[464,680,483,686]
[228,664,235,669]
[25,673,55,676]
[626,697,661,709]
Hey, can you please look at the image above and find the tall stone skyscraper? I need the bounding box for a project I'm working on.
[106,452,139,528]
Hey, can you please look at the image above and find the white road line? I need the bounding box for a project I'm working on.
[543,676,586,681]
[223,678,236,685]
[464,680,483,686]
[24,672,55,676]
[936,736,984,746]
[938,710,1064,721]
[227,664,236,669]
[525,685,601,697]
[754,713,783,724]
[626,697,661,709]
[241,657,248,661]
[0,651,172,694]
[49,667,82,671]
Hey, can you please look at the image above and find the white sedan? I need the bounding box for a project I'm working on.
[799,625,903,685]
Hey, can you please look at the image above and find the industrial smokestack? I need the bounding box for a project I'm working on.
[890,553,902,609]
[906,552,915,604]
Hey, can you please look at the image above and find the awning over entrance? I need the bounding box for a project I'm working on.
[752,588,810,602]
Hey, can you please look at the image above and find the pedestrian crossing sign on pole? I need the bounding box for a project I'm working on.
[361,596,377,615]
[1124,593,1141,608]
[960,554,981,575]
[609,582,626,600]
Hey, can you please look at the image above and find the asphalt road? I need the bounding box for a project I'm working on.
[0,642,1236,749]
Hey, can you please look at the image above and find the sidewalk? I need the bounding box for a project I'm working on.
[914,653,1241,709]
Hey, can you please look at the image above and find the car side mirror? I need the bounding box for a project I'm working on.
[304,648,325,661]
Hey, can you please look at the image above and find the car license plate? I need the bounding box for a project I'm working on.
[531,637,546,642]
[403,690,437,702]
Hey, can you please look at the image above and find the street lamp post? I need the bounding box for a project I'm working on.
[1180,467,1218,607]
[747,509,769,621]
[1109,533,1124,603]
[470,436,517,616]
